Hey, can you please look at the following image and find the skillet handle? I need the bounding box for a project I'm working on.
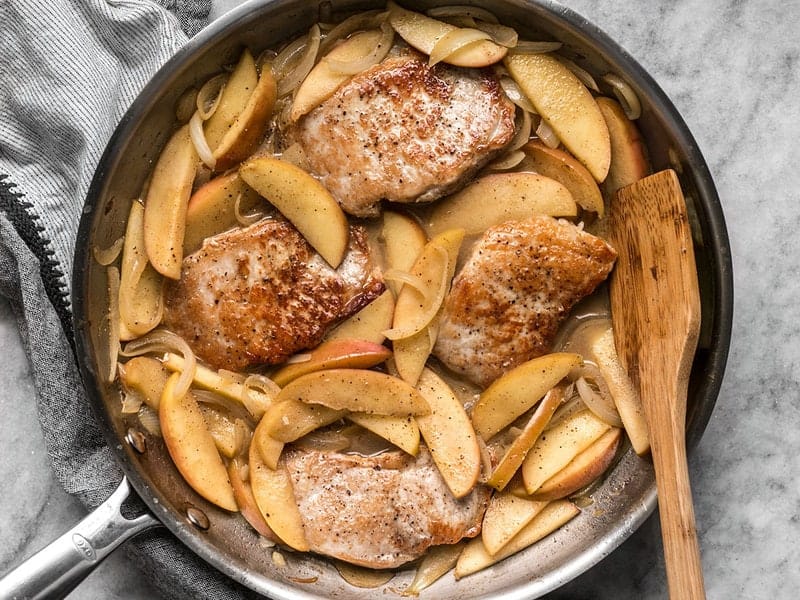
[0,477,160,600]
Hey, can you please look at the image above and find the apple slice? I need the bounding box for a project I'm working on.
[426,173,577,236]
[271,339,391,387]
[239,156,348,268]
[415,368,481,498]
[392,318,438,387]
[532,427,622,501]
[346,412,420,456]
[204,49,259,151]
[200,406,247,459]
[159,373,237,511]
[276,369,429,416]
[252,411,285,470]
[454,500,579,578]
[118,200,163,339]
[227,458,278,540]
[481,492,549,556]
[143,124,199,279]
[119,356,168,411]
[325,290,395,345]
[183,172,263,255]
[261,398,347,443]
[387,2,506,67]
[471,352,582,441]
[518,141,605,216]
[213,66,277,171]
[486,385,564,491]
[382,211,428,296]
[596,96,650,197]
[249,438,309,551]
[404,542,465,596]
[521,409,610,494]
[505,52,610,182]
[291,29,385,121]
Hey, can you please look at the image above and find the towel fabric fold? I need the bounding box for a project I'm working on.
[0,1,259,597]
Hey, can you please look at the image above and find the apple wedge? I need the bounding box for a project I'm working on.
[521,409,610,494]
[426,172,576,236]
[119,356,169,411]
[143,124,199,279]
[118,200,164,339]
[213,65,277,171]
[471,352,582,441]
[271,339,391,387]
[261,398,347,443]
[204,49,259,151]
[393,318,438,387]
[159,373,237,511]
[532,427,622,501]
[505,52,610,182]
[404,542,465,596]
[199,406,247,459]
[518,141,605,216]
[486,385,564,491]
[227,458,277,540]
[415,368,481,498]
[589,326,650,455]
[183,172,263,255]
[388,2,506,67]
[385,228,464,341]
[481,492,549,556]
[382,211,428,296]
[455,500,579,578]
[325,290,395,345]
[346,413,420,456]
[249,438,309,551]
[275,369,430,416]
[239,156,348,268]
[252,411,285,470]
[291,29,386,121]
[596,96,650,197]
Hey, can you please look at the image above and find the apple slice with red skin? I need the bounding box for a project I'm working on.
[271,339,391,387]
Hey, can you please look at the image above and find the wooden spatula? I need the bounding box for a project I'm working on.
[608,169,705,599]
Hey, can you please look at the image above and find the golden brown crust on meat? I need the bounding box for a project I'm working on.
[434,217,617,387]
[163,219,383,371]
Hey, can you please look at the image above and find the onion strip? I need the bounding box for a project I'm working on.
[536,118,560,148]
[487,149,526,171]
[318,10,388,56]
[428,28,492,67]
[93,236,124,266]
[575,376,623,427]
[545,394,585,431]
[500,76,537,114]
[137,405,162,436]
[196,73,227,120]
[276,24,321,97]
[382,268,429,297]
[234,192,263,226]
[323,22,394,75]
[242,374,279,419]
[602,73,642,120]
[121,329,196,401]
[509,109,533,151]
[189,110,216,170]
[557,56,599,92]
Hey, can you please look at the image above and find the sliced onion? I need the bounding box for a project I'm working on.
[272,36,308,80]
[196,73,227,120]
[510,40,562,54]
[318,10,388,56]
[575,363,624,427]
[557,56,599,92]
[323,22,394,75]
[93,236,124,266]
[295,428,351,453]
[106,266,121,382]
[603,73,642,120]
[472,21,518,48]
[500,76,537,114]
[242,374,279,419]
[121,329,196,401]
[426,5,500,24]
[279,142,309,169]
[121,389,143,414]
[284,353,312,365]
[509,109,533,151]
[255,49,277,74]
[137,405,162,436]
[189,110,216,170]
[276,24,321,97]
[487,149,526,171]
[234,192,263,226]
[536,118,560,149]
[193,389,254,425]
[382,268,428,296]
[545,394,585,431]
[428,28,492,67]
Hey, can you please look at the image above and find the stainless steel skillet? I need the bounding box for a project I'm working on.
[0,0,733,598]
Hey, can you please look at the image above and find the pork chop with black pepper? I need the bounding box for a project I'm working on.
[289,53,516,217]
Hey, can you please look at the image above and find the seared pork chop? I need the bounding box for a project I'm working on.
[434,217,617,387]
[163,218,383,371]
[284,446,489,569]
[290,54,515,217]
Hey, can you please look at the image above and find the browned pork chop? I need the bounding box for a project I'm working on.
[163,218,383,371]
[290,54,516,217]
[434,217,617,387]
[283,446,489,569]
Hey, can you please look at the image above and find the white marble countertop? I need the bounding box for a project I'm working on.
[2,0,798,598]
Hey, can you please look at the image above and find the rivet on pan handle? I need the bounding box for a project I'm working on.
[0,478,160,600]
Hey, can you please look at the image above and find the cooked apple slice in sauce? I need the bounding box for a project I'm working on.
[426,172,577,236]
[518,141,605,216]
[271,339,391,387]
[532,427,622,501]
[183,172,263,255]
[143,124,199,279]
[325,290,396,345]
[252,409,285,470]
[239,156,349,268]
[261,398,347,443]
[118,356,168,410]
[471,352,582,441]
[276,369,430,416]
[415,368,481,498]
[203,49,259,152]
[227,457,277,540]
[346,412,420,456]
[159,373,237,511]
[505,52,610,182]
[521,409,611,494]
[387,1,506,67]
[455,500,579,578]
[382,211,428,296]
[596,96,650,197]
[481,491,549,556]
[393,319,438,387]
[405,542,465,596]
